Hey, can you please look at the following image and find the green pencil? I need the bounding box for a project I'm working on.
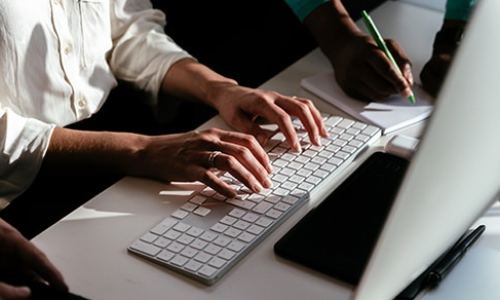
[361,10,416,104]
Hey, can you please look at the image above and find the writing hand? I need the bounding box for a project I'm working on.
[328,33,414,102]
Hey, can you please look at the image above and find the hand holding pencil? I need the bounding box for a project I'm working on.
[361,10,416,103]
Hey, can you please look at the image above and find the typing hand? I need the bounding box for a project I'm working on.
[127,129,273,198]
[326,33,414,102]
[0,218,68,300]
[209,83,329,153]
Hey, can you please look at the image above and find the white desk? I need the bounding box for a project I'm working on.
[32,2,500,300]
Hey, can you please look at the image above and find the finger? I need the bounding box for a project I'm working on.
[214,143,272,192]
[197,150,268,198]
[0,282,31,300]
[225,110,271,148]
[336,63,392,101]
[196,130,273,193]
[244,95,301,152]
[276,96,326,146]
[386,39,414,85]
[198,166,238,198]
[340,44,403,100]
[186,128,270,172]
[365,41,412,97]
[19,245,68,293]
[218,130,272,174]
[209,151,271,195]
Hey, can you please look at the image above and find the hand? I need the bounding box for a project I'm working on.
[207,83,329,152]
[420,23,465,97]
[126,129,274,198]
[419,49,453,97]
[158,59,327,153]
[0,218,68,300]
[327,33,414,102]
[301,1,413,102]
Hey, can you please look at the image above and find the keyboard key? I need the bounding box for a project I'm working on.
[130,241,161,257]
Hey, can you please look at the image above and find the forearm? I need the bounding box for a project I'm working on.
[302,0,362,62]
[44,127,147,174]
[433,19,468,56]
[159,58,238,109]
[436,0,475,39]
[420,2,472,97]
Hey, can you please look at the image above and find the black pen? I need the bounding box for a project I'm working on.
[426,224,486,286]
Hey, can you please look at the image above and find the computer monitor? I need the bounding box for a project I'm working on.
[352,0,500,299]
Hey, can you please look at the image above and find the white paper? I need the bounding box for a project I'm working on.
[301,71,434,135]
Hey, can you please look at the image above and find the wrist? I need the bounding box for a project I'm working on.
[433,20,467,53]
[204,78,239,110]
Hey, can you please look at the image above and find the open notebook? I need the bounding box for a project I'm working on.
[301,73,434,135]
[278,0,500,300]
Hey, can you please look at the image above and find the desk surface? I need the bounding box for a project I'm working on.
[32,2,500,300]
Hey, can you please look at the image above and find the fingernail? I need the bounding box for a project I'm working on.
[322,126,329,137]
[294,141,302,152]
[314,135,322,146]
[253,182,263,193]
[404,64,414,85]
[404,87,412,98]
[263,177,272,189]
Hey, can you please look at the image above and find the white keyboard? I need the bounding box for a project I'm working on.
[127,114,381,285]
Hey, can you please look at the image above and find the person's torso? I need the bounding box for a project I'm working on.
[0,0,116,125]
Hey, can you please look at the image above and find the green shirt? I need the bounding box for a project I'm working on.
[285,0,479,22]
[284,0,328,22]
[445,0,478,20]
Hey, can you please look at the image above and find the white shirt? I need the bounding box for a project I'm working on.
[0,0,192,207]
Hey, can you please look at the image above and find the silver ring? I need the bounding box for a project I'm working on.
[208,151,221,169]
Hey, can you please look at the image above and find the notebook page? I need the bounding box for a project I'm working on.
[301,71,434,135]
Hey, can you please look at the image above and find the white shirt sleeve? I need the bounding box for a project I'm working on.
[0,106,55,208]
[0,0,195,206]
[108,0,193,105]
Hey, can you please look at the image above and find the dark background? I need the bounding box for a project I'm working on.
[154,0,386,89]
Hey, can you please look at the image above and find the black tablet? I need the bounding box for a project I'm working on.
[274,151,409,285]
